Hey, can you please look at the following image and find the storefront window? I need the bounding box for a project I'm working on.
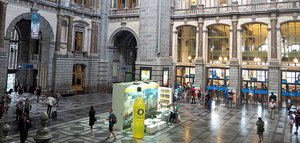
[241,69,268,104]
[208,24,230,64]
[177,26,196,63]
[176,66,195,86]
[281,22,300,66]
[242,23,268,65]
[207,68,229,88]
[282,71,300,96]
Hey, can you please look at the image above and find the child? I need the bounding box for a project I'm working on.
[289,111,295,133]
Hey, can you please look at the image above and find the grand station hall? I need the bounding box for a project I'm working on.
[0,0,299,142]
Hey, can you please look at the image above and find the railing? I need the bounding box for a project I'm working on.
[173,1,299,16]
[109,8,139,15]
[70,3,94,12]
[73,51,88,58]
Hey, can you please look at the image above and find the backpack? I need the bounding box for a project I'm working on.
[112,114,117,124]
[258,126,264,132]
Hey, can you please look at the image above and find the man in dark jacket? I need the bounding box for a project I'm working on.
[18,112,31,143]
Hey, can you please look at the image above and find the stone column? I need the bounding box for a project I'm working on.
[271,14,277,59]
[125,0,129,8]
[229,15,240,98]
[67,16,73,55]
[197,18,203,59]
[169,20,174,57]
[55,14,62,53]
[268,13,281,107]
[195,18,205,91]
[232,16,238,59]
[0,1,7,50]
[90,19,99,55]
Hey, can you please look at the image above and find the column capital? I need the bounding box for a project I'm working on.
[197,18,204,24]
[0,1,8,6]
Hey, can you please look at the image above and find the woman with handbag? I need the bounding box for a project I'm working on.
[89,106,96,136]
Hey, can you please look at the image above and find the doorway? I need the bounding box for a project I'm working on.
[72,64,85,91]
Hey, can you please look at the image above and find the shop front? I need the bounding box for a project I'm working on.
[282,71,300,108]
[241,69,268,104]
[206,67,229,101]
[176,66,195,87]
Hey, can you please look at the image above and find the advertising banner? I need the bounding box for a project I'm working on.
[31,13,40,39]
[162,68,169,86]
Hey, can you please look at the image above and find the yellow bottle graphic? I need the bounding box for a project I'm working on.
[133,98,145,138]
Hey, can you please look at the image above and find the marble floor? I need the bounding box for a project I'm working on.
[1,93,299,143]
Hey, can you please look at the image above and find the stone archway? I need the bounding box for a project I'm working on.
[4,12,55,92]
[108,28,138,83]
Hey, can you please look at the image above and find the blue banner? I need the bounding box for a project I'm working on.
[242,89,268,95]
[282,92,300,97]
[31,13,40,39]
[206,86,227,91]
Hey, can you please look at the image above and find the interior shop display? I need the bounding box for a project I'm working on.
[112,81,159,130]
[133,98,145,139]
[157,87,173,111]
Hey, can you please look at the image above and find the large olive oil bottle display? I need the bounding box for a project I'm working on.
[133,98,145,138]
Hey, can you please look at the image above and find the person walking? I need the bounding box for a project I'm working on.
[106,109,117,142]
[24,98,32,117]
[0,97,5,122]
[225,90,229,106]
[269,92,277,102]
[228,91,233,107]
[294,109,300,135]
[197,90,202,105]
[287,97,293,112]
[55,90,62,106]
[46,95,56,117]
[190,87,196,106]
[18,83,24,98]
[289,111,295,133]
[89,106,96,136]
[18,112,31,143]
[269,99,276,119]
[256,117,265,143]
[34,86,41,103]
[16,100,24,121]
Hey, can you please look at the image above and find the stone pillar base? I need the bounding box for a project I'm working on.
[268,60,281,108]
[229,59,241,104]
[195,58,206,91]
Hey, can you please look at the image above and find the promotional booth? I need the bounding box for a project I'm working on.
[112,81,173,136]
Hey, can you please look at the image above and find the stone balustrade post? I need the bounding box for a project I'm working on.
[34,112,52,143]
[0,123,11,142]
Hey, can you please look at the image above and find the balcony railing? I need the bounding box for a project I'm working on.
[109,8,139,16]
[173,1,299,16]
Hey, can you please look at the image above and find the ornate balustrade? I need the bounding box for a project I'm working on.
[173,1,299,16]
[109,8,139,15]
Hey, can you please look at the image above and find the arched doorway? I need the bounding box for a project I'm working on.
[110,29,137,83]
[5,13,54,92]
[72,64,85,91]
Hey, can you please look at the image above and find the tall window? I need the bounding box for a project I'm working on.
[189,0,197,8]
[246,0,267,4]
[208,24,230,63]
[118,0,125,9]
[281,22,300,65]
[177,26,196,63]
[242,23,268,65]
[75,32,83,51]
[214,0,230,7]
[74,0,90,6]
[129,0,136,8]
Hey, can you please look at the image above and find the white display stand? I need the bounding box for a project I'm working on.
[157,87,173,111]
